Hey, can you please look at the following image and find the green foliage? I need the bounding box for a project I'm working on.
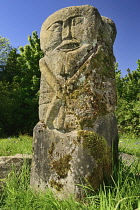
[13,31,43,135]
[115,63,140,136]
[1,48,20,83]
[0,135,32,156]
[0,81,18,136]
[0,36,11,67]
[0,32,43,136]
[17,31,43,91]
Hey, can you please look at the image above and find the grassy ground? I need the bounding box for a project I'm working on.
[119,133,140,156]
[0,158,139,210]
[0,134,140,209]
[0,135,32,156]
[0,133,139,157]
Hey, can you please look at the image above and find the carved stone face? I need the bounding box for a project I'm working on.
[40,6,101,79]
[44,16,86,52]
[40,5,101,53]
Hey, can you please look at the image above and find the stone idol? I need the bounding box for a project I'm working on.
[30,5,118,199]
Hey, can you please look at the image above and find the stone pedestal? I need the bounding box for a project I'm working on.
[31,112,118,199]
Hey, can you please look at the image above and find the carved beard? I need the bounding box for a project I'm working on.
[44,43,94,85]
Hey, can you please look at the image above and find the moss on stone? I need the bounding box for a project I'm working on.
[78,130,108,159]
[48,142,55,156]
[49,179,63,191]
[52,154,72,178]
[78,130,112,190]
[79,117,96,130]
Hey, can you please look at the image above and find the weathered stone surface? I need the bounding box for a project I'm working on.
[30,5,118,199]
[0,154,32,193]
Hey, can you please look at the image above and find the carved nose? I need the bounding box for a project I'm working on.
[62,22,72,40]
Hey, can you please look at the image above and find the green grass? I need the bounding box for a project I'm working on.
[119,133,140,156]
[0,134,140,209]
[0,160,140,210]
[0,133,139,157]
[0,135,32,156]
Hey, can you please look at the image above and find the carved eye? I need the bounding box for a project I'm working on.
[47,22,62,32]
[72,17,84,26]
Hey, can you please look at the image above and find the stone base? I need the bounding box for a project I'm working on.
[30,119,117,199]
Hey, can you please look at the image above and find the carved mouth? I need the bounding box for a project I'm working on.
[55,40,80,51]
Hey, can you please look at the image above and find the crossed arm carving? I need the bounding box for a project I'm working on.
[39,45,101,127]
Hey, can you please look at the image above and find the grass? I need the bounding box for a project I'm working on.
[0,133,139,157]
[0,134,140,209]
[0,135,32,156]
[0,159,139,210]
[119,133,140,156]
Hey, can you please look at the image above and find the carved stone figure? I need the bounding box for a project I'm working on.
[30,5,118,199]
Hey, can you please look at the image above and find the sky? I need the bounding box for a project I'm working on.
[1,0,140,76]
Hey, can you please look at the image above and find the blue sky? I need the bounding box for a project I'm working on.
[1,0,140,76]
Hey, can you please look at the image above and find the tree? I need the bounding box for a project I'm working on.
[0,36,11,77]
[115,63,140,136]
[0,36,11,64]
[17,31,43,93]
[1,48,20,83]
[0,32,43,136]
[13,31,43,135]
